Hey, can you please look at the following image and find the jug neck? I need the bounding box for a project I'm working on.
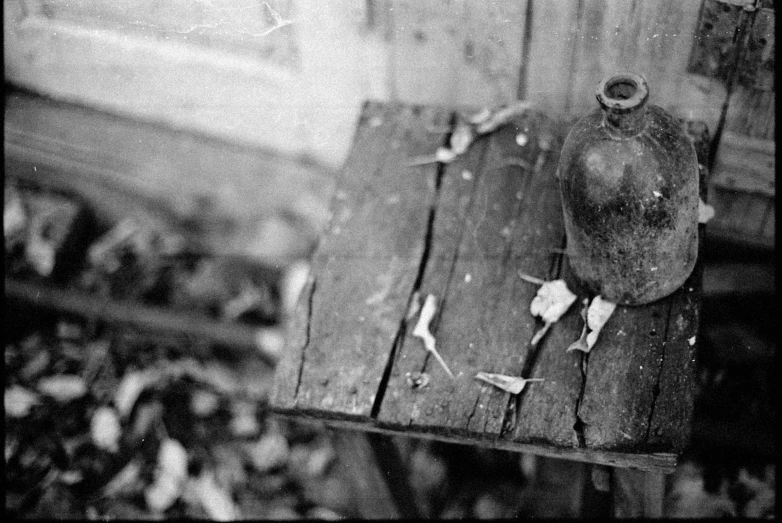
[596,73,649,137]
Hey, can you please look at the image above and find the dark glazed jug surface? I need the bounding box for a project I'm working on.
[558,73,699,305]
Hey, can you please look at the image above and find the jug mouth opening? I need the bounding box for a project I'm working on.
[596,73,649,113]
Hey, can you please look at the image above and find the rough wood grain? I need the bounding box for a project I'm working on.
[377,112,565,441]
[711,132,775,197]
[273,413,678,473]
[524,0,580,117]
[645,257,701,452]
[567,0,703,118]
[511,256,587,449]
[387,0,526,108]
[271,103,705,472]
[577,295,673,451]
[271,101,450,420]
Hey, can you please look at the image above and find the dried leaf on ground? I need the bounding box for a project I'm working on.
[114,368,163,417]
[230,400,260,438]
[190,389,221,417]
[157,438,189,481]
[475,372,544,395]
[5,385,41,417]
[245,426,289,474]
[145,471,183,513]
[90,406,121,452]
[102,459,143,498]
[37,375,88,402]
[190,471,240,521]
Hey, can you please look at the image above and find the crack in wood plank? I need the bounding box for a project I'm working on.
[293,277,316,403]
[643,300,672,444]
[370,112,457,419]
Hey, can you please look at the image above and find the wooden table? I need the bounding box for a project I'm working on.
[270,101,702,518]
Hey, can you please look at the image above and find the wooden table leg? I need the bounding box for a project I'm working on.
[331,430,423,519]
[612,469,665,518]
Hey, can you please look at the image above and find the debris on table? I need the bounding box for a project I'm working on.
[698,198,715,224]
[567,295,617,353]
[406,371,431,390]
[566,298,590,353]
[470,101,534,135]
[519,273,578,347]
[409,101,535,166]
[412,294,455,379]
[475,372,543,395]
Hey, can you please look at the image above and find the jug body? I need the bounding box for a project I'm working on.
[558,73,699,305]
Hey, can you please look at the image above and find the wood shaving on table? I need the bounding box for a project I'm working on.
[412,294,455,379]
[474,372,544,395]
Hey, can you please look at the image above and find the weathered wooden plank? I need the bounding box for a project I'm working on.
[712,190,771,235]
[644,260,700,452]
[736,6,775,94]
[565,0,707,120]
[711,132,775,197]
[511,256,586,448]
[456,0,528,108]
[377,111,565,440]
[705,187,774,249]
[725,87,776,141]
[374,131,491,426]
[577,294,673,451]
[272,101,450,419]
[272,412,678,473]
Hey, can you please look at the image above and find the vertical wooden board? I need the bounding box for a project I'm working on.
[456,0,527,107]
[388,0,526,108]
[725,87,775,140]
[378,113,569,440]
[577,298,673,451]
[629,0,708,112]
[388,0,461,105]
[271,274,315,409]
[645,260,700,451]
[375,136,491,427]
[737,6,775,93]
[565,0,629,118]
[511,257,586,449]
[271,102,451,418]
[711,191,770,237]
[566,0,706,118]
[524,0,580,117]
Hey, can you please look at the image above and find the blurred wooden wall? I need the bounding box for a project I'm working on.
[5,0,774,247]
